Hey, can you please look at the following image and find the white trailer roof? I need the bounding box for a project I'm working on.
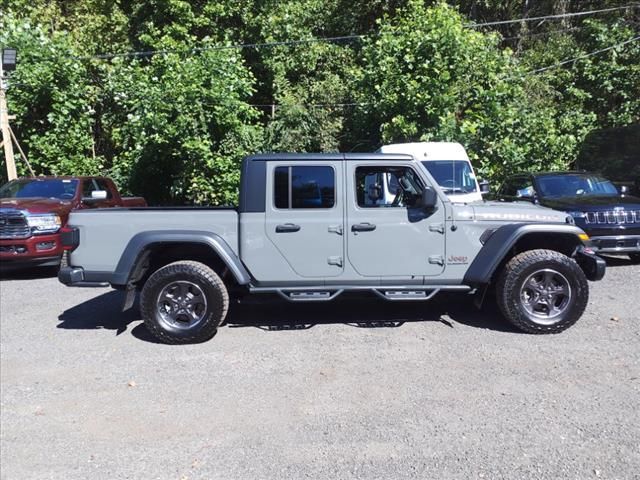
[378,142,469,161]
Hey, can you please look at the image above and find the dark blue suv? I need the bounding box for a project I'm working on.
[497,172,640,262]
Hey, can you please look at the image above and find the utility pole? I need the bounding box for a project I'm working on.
[0,60,18,180]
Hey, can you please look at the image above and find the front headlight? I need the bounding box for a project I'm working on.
[567,211,586,219]
[26,214,62,234]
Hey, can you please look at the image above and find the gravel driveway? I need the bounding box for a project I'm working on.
[1,257,639,480]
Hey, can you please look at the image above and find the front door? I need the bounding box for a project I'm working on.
[81,179,118,208]
[346,162,446,278]
[265,161,344,278]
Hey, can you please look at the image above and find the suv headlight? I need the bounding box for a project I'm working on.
[567,211,586,220]
[26,214,62,234]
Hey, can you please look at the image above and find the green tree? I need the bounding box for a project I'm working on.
[100,48,263,205]
[355,1,595,180]
[0,16,100,178]
[1,0,637,194]
[252,0,357,152]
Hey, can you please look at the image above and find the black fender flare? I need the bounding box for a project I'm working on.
[463,223,588,285]
[110,230,251,287]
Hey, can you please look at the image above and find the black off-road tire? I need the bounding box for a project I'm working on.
[140,261,229,344]
[628,253,640,264]
[495,249,589,334]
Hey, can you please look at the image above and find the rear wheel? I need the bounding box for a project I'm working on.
[496,249,588,334]
[140,261,229,344]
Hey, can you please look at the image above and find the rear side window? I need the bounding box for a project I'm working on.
[274,166,335,209]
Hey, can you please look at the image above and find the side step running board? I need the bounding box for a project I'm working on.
[250,285,472,303]
[277,290,344,302]
[373,289,440,301]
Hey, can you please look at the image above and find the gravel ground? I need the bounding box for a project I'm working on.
[1,257,639,480]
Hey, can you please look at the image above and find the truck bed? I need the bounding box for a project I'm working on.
[120,196,148,207]
[67,208,239,273]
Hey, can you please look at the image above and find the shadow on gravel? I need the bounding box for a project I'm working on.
[57,291,518,344]
[225,293,518,334]
[601,254,637,267]
[57,290,140,337]
[0,265,58,281]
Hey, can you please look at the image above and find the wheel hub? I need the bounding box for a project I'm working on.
[519,268,572,325]
[156,280,208,330]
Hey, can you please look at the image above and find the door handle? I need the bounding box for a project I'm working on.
[328,225,343,235]
[351,222,376,232]
[276,223,301,233]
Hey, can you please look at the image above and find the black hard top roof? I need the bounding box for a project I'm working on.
[510,170,591,178]
[245,153,414,162]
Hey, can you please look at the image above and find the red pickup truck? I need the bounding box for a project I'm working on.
[0,176,146,269]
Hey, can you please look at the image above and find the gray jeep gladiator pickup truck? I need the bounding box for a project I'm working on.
[59,153,605,343]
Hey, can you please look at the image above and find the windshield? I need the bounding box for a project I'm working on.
[0,179,79,200]
[536,174,618,198]
[421,160,477,194]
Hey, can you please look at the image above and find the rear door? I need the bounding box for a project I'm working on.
[346,161,446,277]
[265,160,344,278]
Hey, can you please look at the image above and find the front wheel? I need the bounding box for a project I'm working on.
[140,261,229,344]
[495,249,589,334]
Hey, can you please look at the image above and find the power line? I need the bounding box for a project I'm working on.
[75,4,638,61]
[252,36,640,108]
[467,4,636,28]
[250,102,367,109]
[14,35,639,106]
[14,33,640,101]
[78,34,369,61]
[526,35,640,74]
[501,26,580,42]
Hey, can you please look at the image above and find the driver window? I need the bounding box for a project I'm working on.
[95,179,113,199]
[356,166,424,208]
[82,180,98,198]
[502,176,533,198]
[82,179,113,199]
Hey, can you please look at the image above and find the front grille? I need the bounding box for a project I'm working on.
[592,238,640,250]
[584,210,640,225]
[0,210,31,239]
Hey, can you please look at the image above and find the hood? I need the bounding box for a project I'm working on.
[0,197,74,217]
[540,195,640,211]
[467,200,570,223]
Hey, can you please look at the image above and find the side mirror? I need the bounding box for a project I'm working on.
[420,187,438,210]
[83,190,107,202]
[479,179,490,195]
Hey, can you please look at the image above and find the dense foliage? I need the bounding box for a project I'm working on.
[1,0,638,204]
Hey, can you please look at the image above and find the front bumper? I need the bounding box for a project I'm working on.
[574,246,606,281]
[589,235,640,253]
[58,267,110,287]
[0,233,63,267]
